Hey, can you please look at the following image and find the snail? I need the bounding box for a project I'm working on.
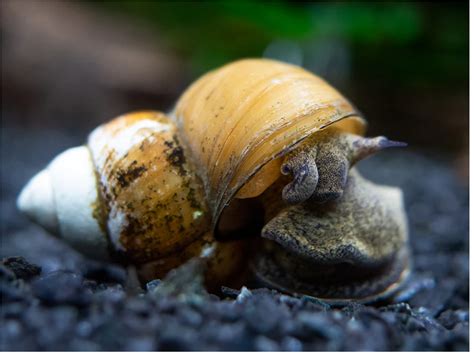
[17,59,410,303]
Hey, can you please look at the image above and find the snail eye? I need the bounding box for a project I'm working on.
[281,164,291,175]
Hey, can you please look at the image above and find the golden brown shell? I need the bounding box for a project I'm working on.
[86,111,251,285]
[87,111,210,263]
[173,58,366,226]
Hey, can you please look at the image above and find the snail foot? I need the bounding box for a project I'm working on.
[257,169,409,304]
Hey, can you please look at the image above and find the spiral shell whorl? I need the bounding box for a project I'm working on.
[87,111,211,263]
[173,58,366,226]
[17,146,109,260]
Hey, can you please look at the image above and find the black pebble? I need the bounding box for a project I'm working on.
[31,271,92,306]
[0,152,469,350]
[2,256,41,280]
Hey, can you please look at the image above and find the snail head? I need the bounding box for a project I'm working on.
[281,127,407,205]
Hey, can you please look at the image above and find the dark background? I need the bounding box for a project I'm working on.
[2,1,469,154]
[0,1,469,351]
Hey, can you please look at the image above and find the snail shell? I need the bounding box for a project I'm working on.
[17,112,210,260]
[87,111,210,263]
[17,111,250,286]
[174,59,365,225]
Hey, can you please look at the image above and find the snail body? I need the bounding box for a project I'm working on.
[17,59,410,302]
[255,168,409,304]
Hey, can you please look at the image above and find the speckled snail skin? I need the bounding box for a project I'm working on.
[17,59,410,304]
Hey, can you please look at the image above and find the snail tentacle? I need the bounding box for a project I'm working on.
[311,150,349,204]
[350,136,407,165]
[281,152,319,205]
[282,129,408,205]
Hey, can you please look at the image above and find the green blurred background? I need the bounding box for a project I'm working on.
[2,1,469,184]
[99,1,468,85]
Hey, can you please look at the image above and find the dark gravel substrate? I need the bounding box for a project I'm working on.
[0,145,469,351]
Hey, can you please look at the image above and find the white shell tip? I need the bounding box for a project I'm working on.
[17,146,110,261]
[17,168,59,234]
